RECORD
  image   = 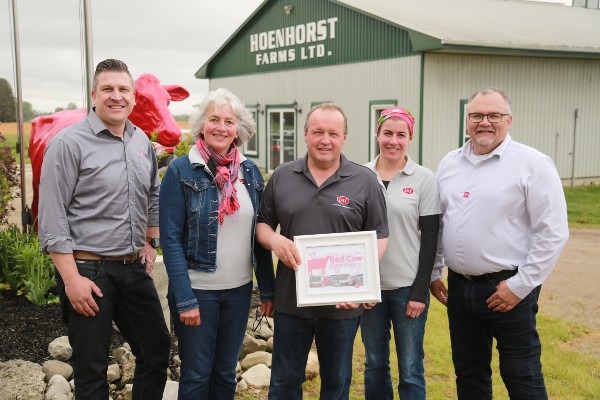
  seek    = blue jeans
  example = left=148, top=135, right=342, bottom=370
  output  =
left=268, top=312, right=359, bottom=400
left=447, top=271, right=547, bottom=400
left=56, top=260, right=170, bottom=400
left=360, top=287, right=428, bottom=400
left=169, top=281, right=252, bottom=400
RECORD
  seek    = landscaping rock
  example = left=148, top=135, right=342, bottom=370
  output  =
left=42, top=360, right=73, bottom=381
left=0, top=359, right=45, bottom=400
left=239, top=333, right=261, bottom=360
left=162, top=380, right=178, bottom=400
left=241, top=351, right=272, bottom=371
left=241, top=363, right=271, bottom=388
left=236, top=378, right=248, bottom=392
left=107, top=363, right=121, bottom=383
left=47, top=336, right=72, bottom=362
left=305, top=350, right=320, bottom=380
left=45, top=374, right=72, bottom=400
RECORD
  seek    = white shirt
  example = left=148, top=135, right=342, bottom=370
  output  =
left=365, top=155, right=440, bottom=290
left=432, top=135, right=569, bottom=299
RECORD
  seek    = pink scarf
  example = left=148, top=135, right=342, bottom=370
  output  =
left=196, top=138, right=240, bottom=224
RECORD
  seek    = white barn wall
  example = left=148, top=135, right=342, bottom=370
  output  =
left=210, top=56, right=422, bottom=169
left=422, top=53, right=600, bottom=179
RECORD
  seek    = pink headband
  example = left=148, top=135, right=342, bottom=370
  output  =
left=377, top=107, right=415, bottom=139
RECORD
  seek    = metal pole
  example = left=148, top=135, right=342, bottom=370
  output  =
left=82, top=0, right=94, bottom=112
left=570, top=109, right=578, bottom=188
left=9, top=0, right=28, bottom=232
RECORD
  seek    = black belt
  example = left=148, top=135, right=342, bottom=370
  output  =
left=449, top=268, right=518, bottom=283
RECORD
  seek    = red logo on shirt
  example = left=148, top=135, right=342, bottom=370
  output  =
left=337, top=196, right=350, bottom=205
left=403, top=187, right=414, bottom=195
left=463, top=192, right=470, bottom=198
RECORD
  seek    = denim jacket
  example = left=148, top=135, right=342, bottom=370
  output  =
left=159, top=148, right=275, bottom=313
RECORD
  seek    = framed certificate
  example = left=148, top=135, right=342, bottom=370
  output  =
left=294, top=231, right=381, bottom=307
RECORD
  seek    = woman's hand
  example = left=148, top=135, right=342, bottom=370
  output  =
left=179, top=307, right=201, bottom=326
left=405, top=300, right=426, bottom=318
left=260, top=300, right=274, bottom=317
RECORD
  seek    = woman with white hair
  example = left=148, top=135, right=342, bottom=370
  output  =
left=159, top=88, right=274, bottom=400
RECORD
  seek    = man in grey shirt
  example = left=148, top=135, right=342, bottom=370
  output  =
left=38, top=59, right=170, bottom=400
left=257, top=103, right=389, bottom=400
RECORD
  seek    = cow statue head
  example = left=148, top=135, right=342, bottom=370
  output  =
left=28, top=73, right=190, bottom=228
left=130, top=73, right=189, bottom=147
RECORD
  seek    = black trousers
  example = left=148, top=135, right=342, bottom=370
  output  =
left=56, top=259, right=171, bottom=400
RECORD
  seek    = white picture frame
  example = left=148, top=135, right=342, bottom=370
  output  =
left=294, top=231, right=381, bottom=307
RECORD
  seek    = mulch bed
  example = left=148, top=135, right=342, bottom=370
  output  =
left=0, top=288, right=125, bottom=364
left=0, top=287, right=262, bottom=367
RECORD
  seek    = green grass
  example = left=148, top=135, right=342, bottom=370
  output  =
left=236, top=298, right=600, bottom=400
left=564, top=185, right=600, bottom=227
left=1, top=132, right=30, bottom=165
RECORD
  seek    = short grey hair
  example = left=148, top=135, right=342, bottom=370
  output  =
left=467, top=87, right=512, bottom=115
left=189, top=88, right=255, bottom=147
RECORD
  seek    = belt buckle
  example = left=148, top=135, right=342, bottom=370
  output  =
left=461, top=273, right=473, bottom=281
left=123, top=253, right=137, bottom=264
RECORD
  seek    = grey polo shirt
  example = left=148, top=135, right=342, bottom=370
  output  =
left=38, top=110, right=159, bottom=256
left=364, top=155, right=440, bottom=290
left=258, top=154, right=389, bottom=319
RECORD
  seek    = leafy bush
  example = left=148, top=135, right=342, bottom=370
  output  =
left=0, top=225, right=56, bottom=305
left=17, top=242, right=57, bottom=304
left=0, top=225, right=26, bottom=288
left=0, top=132, right=21, bottom=225
left=174, top=131, right=193, bottom=157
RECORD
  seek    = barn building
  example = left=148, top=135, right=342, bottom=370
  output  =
left=196, top=0, right=600, bottom=181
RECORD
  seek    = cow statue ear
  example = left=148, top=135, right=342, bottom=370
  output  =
left=162, top=85, right=190, bottom=102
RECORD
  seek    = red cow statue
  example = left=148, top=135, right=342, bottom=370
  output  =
left=28, top=73, right=189, bottom=227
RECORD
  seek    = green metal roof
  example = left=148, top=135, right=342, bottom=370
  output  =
left=335, top=0, right=600, bottom=55
left=197, top=0, right=600, bottom=79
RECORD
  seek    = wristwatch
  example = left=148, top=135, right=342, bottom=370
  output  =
left=146, top=237, right=160, bottom=249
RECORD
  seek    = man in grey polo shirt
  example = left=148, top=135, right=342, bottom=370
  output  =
left=257, top=103, right=389, bottom=400
left=38, top=59, right=170, bottom=400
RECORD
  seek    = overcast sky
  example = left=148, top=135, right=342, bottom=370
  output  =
left=0, top=0, right=263, bottom=115
left=0, top=0, right=572, bottom=116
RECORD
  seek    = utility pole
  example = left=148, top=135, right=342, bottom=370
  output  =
left=82, top=0, right=94, bottom=112
left=9, top=0, right=30, bottom=232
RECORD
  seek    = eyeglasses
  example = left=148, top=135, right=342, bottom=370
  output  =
left=468, top=113, right=510, bottom=123
left=251, top=308, right=272, bottom=334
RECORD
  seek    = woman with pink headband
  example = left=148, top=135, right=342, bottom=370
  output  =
left=361, top=107, right=441, bottom=399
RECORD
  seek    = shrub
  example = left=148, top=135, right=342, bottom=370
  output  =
left=173, top=131, right=193, bottom=157
left=0, top=225, right=56, bottom=305
left=0, top=132, right=21, bottom=225
left=0, top=224, right=26, bottom=288
left=17, top=241, right=57, bottom=304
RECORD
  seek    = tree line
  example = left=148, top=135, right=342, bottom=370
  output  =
left=0, top=78, right=78, bottom=123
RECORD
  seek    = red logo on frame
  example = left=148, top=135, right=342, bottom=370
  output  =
left=403, top=187, right=414, bottom=195
left=337, top=196, right=350, bottom=205
left=463, top=192, right=470, bottom=198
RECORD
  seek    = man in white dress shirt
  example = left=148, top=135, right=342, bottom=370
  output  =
left=430, top=87, right=569, bottom=400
